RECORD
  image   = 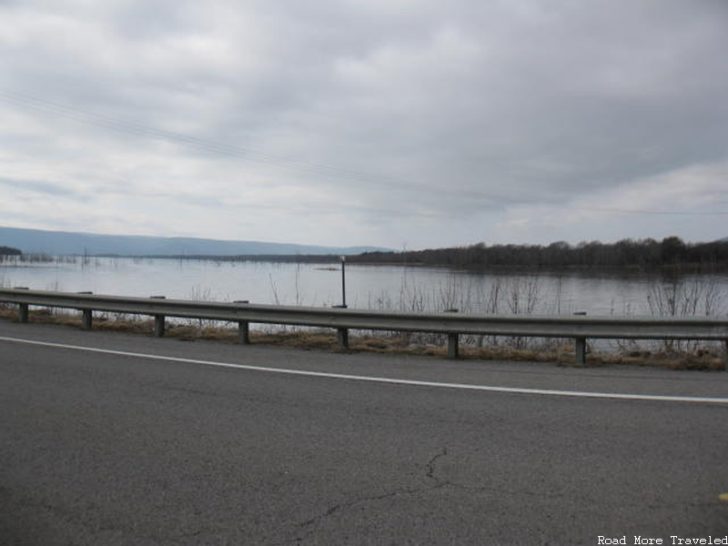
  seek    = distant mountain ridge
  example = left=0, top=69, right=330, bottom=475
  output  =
left=0, top=226, right=386, bottom=256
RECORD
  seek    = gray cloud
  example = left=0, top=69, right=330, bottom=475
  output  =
left=1, top=0, right=727, bottom=247
left=0, top=177, right=79, bottom=197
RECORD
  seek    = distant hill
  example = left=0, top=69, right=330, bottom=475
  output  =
left=0, top=226, right=386, bottom=256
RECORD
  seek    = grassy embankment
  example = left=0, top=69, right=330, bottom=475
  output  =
left=0, top=305, right=724, bottom=371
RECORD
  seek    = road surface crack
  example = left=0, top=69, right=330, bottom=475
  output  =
left=425, top=447, right=448, bottom=483
left=290, top=448, right=451, bottom=543
left=296, top=487, right=410, bottom=529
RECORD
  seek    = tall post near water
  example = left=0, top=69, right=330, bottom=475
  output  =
left=340, top=256, right=347, bottom=309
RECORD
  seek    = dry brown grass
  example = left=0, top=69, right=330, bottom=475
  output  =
left=588, top=348, right=725, bottom=371
left=0, top=306, right=724, bottom=370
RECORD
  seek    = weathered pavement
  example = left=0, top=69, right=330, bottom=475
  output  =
left=1, top=320, right=727, bottom=545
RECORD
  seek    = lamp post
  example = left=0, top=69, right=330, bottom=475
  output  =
left=340, top=255, right=347, bottom=308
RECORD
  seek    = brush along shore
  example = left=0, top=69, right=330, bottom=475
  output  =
left=0, top=306, right=725, bottom=371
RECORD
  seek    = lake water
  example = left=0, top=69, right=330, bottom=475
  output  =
left=1, top=256, right=726, bottom=318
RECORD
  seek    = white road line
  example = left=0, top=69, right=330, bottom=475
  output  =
left=1, top=335, right=727, bottom=405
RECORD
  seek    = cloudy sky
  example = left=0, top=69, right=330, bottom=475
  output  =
left=1, top=0, right=727, bottom=250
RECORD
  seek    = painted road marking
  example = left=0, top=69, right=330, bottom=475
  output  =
left=1, top=335, right=727, bottom=405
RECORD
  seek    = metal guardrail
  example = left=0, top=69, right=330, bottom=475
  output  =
left=1, top=288, right=727, bottom=366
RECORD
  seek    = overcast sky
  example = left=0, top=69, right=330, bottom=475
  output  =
left=1, top=0, right=727, bottom=250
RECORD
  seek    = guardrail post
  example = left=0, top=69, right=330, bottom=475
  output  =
left=77, top=292, right=93, bottom=330
left=154, top=315, right=165, bottom=337
left=18, top=303, right=29, bottom=323
left=447, top=333, right=459, bottom=359
left=238, top=321, right=250, bottom=344
left=573, top=312, right=587, bottom=366
left=337, top=328, right=349, bottom=350
left=13, top=287, right=29, bottom=323
left=575, top=337, right=587, bottom=365
left=233, top=301, right=250, bottom=344
left=444, top=308, right=460, bottom=359
left=331, top=304, right=349, bottom=349
left=150, top=296, right=166, bottom=337
left=82, top=309, right=93, bottom=330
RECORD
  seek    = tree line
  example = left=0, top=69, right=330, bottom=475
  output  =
left=0, top=245, right=22, bottom=256
left=346, top=237, right=728, bottom=271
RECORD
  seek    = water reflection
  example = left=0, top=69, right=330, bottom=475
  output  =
left=1, top=257, right=726, bottom=317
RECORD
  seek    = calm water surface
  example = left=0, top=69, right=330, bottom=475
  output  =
left=1, top=257, right=727, bottom=317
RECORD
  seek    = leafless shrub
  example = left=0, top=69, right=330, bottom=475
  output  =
left=645, top=276, right=726, bottom=352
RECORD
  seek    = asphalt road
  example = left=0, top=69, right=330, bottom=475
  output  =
left=1, top=319, right=727, bottom=545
